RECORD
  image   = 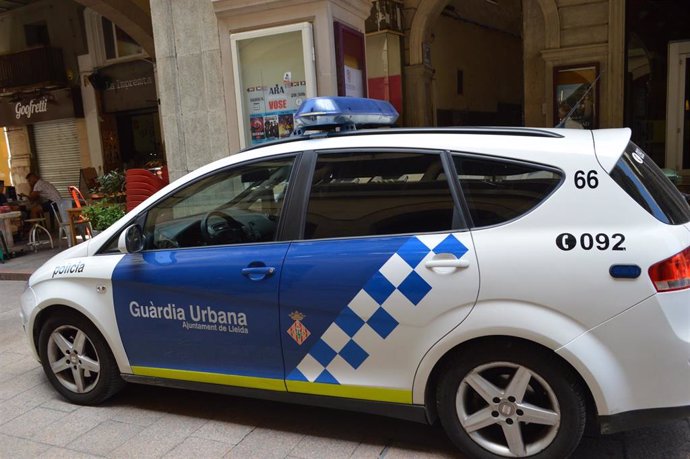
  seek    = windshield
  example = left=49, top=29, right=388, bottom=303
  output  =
left=610, top=142, right=690, bottom=225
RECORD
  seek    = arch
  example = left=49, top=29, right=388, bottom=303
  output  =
left=407, top=0, right=449, bottom=66
left=407, top=0, right=560, bottom=66
left=535, top=0, right=560, bottom=49
left=74, top=0, right=155, bottom=57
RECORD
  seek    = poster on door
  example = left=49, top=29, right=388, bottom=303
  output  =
left=246, top=79, right=306, bottom=145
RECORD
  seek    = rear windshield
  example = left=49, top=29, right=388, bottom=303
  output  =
left=609, top=142, right=690, bottom=225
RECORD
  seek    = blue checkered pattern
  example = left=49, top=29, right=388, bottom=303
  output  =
left=288, top=234, right=468, bottom=384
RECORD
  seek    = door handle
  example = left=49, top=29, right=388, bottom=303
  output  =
left=241, top=266, right=276, bottom=281
left=424, top=258, right=469, bottom=269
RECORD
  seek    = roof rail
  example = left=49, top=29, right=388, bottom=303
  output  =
left=355, top=127, right=564, bottom=138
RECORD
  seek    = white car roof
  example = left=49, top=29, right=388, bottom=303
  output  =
left=184, top=127, right=632, bottom=184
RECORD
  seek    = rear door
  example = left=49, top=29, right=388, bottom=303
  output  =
left=279, top=149, right=480, bottom=403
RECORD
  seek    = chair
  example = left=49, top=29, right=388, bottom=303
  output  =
left=24, top=211, right=53, bottom=252
left=51, top=200, right=92, bottom=248
left=68, top=185, right=88, bottom=208
left=125, top=168, right=168, bottom=212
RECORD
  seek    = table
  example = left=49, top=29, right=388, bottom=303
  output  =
left=0, top=211, right=22, bottom=248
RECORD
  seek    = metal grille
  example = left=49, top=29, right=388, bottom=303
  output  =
left=33, top=119, right=81, bottom=198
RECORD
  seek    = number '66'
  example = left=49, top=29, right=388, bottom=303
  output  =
left=574, top=170, right=599, bottom=189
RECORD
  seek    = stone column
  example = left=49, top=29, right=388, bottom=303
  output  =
left=403, top=63, right=434, bottom=126
left=5, top=127, right=32, bottom=195
left=150, top=0, right=229, bottom=180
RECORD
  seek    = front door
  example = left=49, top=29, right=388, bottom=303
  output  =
left=112, top=156, right=296, bottom=390
left=279, top=150, right=480, bottom=403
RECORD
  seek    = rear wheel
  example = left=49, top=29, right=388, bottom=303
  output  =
left=436, top=342, right=586, bottom=458
left=38, top=312, right=124, bottom=405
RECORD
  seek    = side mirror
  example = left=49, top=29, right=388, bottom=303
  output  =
left=118, top=225, right=144, bottom=254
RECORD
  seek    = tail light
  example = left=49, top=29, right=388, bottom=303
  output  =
left=648, top=247, right=690, bottom=292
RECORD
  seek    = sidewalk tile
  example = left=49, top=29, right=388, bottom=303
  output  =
left=193, top=418, right=256, bottom=445
left=38, top=446, right=104, bottom=458
left=226, top=427, right=304, bottom=459
left=164, top=436, right=233, bottom=458
left=1, top=406, right=66, bottom=439
left=33, top=406, right=114, bottom=447
left=0, top=433, right=51, bottom=458
left=69, top=420, right=141, bottom=456
left=109, top=412, right=207, bottom=458
left=0, top=382, right=53, bottom=425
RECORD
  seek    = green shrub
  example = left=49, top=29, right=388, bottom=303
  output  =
left=81, top=201, right=125, bottom=231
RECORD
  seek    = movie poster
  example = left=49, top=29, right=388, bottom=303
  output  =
left=245, top=79, right=306, bottom=145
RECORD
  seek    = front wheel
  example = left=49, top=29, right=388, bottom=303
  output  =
left=38, top=312, right=124, bottom=405
left=436, top=342, right=586, bottom=458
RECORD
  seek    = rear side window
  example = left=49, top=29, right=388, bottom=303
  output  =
left=304, top=151, right=456, bottom=239
left=452, top=155, right=563, bottom=228
left=610, top=142, right=690, bottom=225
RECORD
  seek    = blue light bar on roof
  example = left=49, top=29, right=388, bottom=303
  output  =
left=293, top=97, right=399, bottom=133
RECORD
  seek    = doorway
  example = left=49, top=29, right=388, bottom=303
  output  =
left=431, top=0, right=523, bottom=127
left=666, top=41, right=690, bottom=183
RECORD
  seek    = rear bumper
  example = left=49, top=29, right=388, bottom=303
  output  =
left=557, top=290, right=690, bottom=420
left=599, top=405, right=690, bottom=434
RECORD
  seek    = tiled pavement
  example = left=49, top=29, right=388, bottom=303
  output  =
left=0, top=245, right=61, bottom=281
left=0, top=280, right=689, bottom=458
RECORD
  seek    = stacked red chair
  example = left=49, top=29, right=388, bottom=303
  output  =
left=125, top=168, right=169, bottom=212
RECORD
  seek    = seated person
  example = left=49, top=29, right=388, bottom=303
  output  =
left=25, top=172, right=61, bottom=220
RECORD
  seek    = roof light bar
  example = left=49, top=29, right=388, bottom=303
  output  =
left=293, top=97, right=399, bottom=135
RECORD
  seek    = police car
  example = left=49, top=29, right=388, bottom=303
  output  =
left=20, top=97, right=690, bottom=458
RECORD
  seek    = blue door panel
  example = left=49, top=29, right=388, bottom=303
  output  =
left=112, top=244, right=289, bottom=379
left=279, top=236, right=409, bottom=375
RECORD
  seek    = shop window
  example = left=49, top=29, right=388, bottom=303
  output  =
left=231, top=23, right=317, bottom=148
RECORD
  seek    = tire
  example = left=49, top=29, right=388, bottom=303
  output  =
left=436, top=341, right=586, bottom=459
left=38, top=312, right=125, bottom=405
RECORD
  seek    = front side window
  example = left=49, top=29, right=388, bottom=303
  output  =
left=453, top=155, right=563, bottom=228
left=304, top=151, right=456, bottom=239
left=142, top=158, right=295, bottom=249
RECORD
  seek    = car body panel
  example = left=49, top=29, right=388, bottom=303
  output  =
left=280, top=232, right=479, bottom=403
left=111, top=243, right=291, bottom=388
left=20, top=126, right=690, bottom=435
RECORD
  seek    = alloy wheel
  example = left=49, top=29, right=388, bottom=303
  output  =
left=456, top=361, right=561, bottom=457
left=46, top=325, right=101, bottom=394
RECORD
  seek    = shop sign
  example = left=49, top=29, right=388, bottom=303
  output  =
left=0, top=88, right=80, bottom=127
left=99, top=60, right=157, bottom=113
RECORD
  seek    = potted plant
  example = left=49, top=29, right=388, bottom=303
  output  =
left=92, top=169, right=126, bottom=202
left=81, top=200, right=125, bottom=233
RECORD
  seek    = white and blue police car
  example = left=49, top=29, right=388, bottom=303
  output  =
left=20, top=97, right=690, bottom=458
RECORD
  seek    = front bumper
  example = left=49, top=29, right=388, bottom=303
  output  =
left=19, top=286, right=40, bottom=361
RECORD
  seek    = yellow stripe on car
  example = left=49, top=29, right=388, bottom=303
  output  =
left=131, top=366, right=412, bottom=403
